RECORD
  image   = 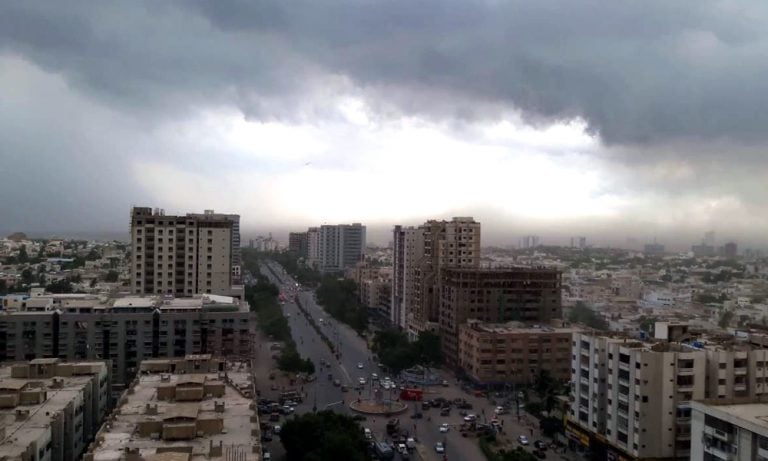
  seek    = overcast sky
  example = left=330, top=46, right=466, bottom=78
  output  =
left=2, top=1, right=768, bottom=249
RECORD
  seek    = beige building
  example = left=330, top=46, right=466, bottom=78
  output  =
left=458, top=320, right=575, bottom=385
left=0, top=292, right=255, bottom=389
left=568, top=326, right=768, bottom=461
left=84, top=355, right=261, bottom=461
left=439, top=267, right=562, bottom=368
left=393, top=217, right=481, bottom=339
left=690, top=397, right=768, bottom=461
left=131, top=207, right=242, bottom=299
left=0, top=359, right=111, bottom=461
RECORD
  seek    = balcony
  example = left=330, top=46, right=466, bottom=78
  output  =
left=734, top=367, right=748, bottom=376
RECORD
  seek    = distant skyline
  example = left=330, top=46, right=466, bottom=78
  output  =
left=2, top=2, right=768, bottom=248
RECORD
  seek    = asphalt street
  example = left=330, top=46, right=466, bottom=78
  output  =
left=258, top=261, right=574, bottom=461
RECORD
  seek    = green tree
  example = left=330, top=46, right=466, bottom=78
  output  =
left=719, top=310, right=734, bottom=328
left=21, top=268, right=33, bottom=286
left=280, top=411, right=368, bottom=461
left=568, top=302, right=609, bottom=330
left=539, top=416, right=564, bottom=437
left=533, top=370, right=562, bottom=413
left=105, top=270, right=120, bottom=282
left=18, top=245, right=29, bottom=263
left=412, top=331, right=443, bottom=366
left=85, top=248, right=100, bottom=261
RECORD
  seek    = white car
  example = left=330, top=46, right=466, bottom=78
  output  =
left=357, top=362, right=364, bottom=369
left=273, top=425, right=281, bottom=435
left=358, top=377, right=367, bottom=385
left=463, top=414, right=477, bottom=422
left=518, top=435, right=529, bottom=445
left=364, top=428, right=372, bottom=440
left=439, top=423, right=450, bottom=433
left=434, top=442, right=445, bottom=454
left=371, top=373, right=379, bottom=380
left=382, top=382, right=391, bottom=390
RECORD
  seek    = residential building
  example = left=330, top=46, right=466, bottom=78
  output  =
left=411, top=217, right=481, bottom=338
left=315, top=224, right=366, bottom=272
left=520, top=235, right=540, bottom=249
left=84, top=355, right=261, bottom=461
left=391, top=225, right=425, bottom=332
left=458, top=320, right=575, bottom=386
left=130, top=207, right=243, bottom=298
left=439, top=267, right=562, bottom=368
left=567, top=327, right=768, bottom=460
left=643, top=242, right=665, bottom=255
left=571, top=237, right=587, bottom=249
left=0, top=359, right=111, bottom=461
left=0, top=291, right=254, bottom=389
left=724, top=242, right=738, bottom=260
left=307, top=227, right=320, bottom=267
left=690, top=397, right=768, bottom=461
left=288, top=232, right=309, bottom=258
left=187, top=210, right=242, bottom=285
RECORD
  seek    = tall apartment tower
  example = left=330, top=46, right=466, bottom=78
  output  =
left=188, top=210, right=241, bottom=284
left=391, top=226, right=425, bottom=332
left=410, top=217, right=481, bottom=338
left=288, top=231, right=309, bottom=258
left=307, top=227, right=320, bottom=267
left=568, top=329, right=768, bottom=461
left=130, top=207, right=240, bottom=297
left=315, top=223, right=366, bottom=272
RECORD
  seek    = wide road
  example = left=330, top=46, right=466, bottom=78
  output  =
left=261, top=261, right=575, bottom=461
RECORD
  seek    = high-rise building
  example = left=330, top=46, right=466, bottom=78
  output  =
left=391, top=225, right=426, bottom=332
left=643, top=242, right=666, bottom=255
left=0, top=359, right=111, bottom=461
left=571, top=236, right=587, bottom=248
left=439, top=267, right=562, bottom=367
left=410, top=217, right=481, bottom=338
left=567, top=327, right=768, bottom=460
left=315, top=223, right=366, bottom=272
left=288, top=231, right=309, bottom=258
left=307, top=227, right=320, bottom=267
left=187, top=210, right=242, bottom=284
left=131, top=207, right=242, bottom=298
left=520, top=235, right=540, bottom=249
left=723, top=241, right=738, bottom=259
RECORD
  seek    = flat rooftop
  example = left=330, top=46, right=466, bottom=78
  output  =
left=90, top=362, right=259, bottom=461
left=692, top=397, right=768, bottom=438
left=464, top=321, right=577, bottom=335
left=0, top=363, right=105, bottom=459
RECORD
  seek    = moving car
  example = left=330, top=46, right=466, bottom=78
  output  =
left=518, top=435, right=530, bottom=445
left=358, top=377, right=367, bottom=385
left=357, top=362, right=364, bottom=369
left=273, top=425, right=281, bottom=435
left=439, top=423, right=450, bottom=433
left=463, top=414, right=477, bottom=422
left=434, top=442, right=445, bottom=454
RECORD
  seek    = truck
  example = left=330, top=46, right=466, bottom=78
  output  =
left=373, top=441, right=394, bottom=460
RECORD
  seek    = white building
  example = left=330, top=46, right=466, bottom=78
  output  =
left=315, top=223, right=366, bottom=272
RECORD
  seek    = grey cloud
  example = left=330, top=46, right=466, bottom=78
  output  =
left=2, top=1, right=768, bottom=144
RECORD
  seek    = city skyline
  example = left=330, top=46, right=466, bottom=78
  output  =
left=3, top=2, right=768, bottom=247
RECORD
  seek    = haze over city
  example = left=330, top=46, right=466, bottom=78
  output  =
left=2, top=1, right=768, bottom=249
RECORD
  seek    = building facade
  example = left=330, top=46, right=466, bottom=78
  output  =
left=288, top=231, right=309, bottom=258
left=315, top=223, right=366, bottom=272
left=130, top=207, right=242, bottom=298
left=690, top=397, right=768, bottom=461
left=391, top=225, right=426, bottom=333
left=0, top=359, right=111, bottom=461
left=458, top=320, right=574, bottom=386
left=0, top=293, right=255, bottom=389
left=568, top=329, right=768, bottom=460
left=439, top=267, right=562, bottom=368
left=411, top=217, right=481, bottom=338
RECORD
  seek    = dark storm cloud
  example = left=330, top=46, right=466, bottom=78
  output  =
left=2, top=1, right=768, bottom=144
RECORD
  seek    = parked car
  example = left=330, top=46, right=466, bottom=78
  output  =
left=439, top=423, right=450, bottom=433
left=434, top=442, right=445, bottom=454
left=463, top=414, right=477, bottom=422
left=273, top=425, right=281, bottom=435
left=440, top=407, right=450, bottom=416
left=534, top=440, right=547, bottom=450
left=518, top=435, right=530, bottom=445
